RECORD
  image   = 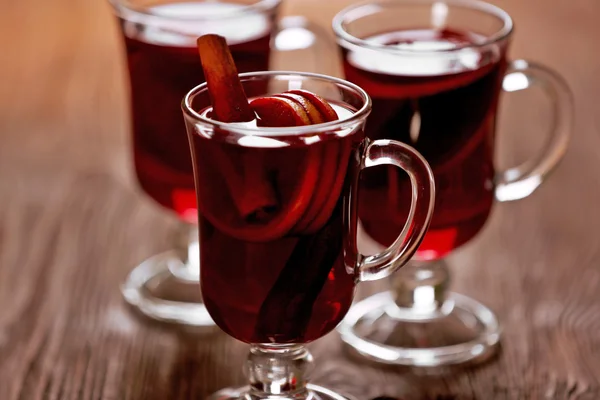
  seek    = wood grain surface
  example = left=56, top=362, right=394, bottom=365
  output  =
left=1, top=0, right=600, bottom=398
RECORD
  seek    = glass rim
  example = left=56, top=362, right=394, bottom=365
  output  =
left=332, top=0, right=514, bottom=55
left=182, top=71, right=372, bottom=137
left=109, top=0, right=281, bottom=21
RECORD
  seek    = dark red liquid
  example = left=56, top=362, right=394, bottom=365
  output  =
left=118, top=2, right=274, bottom=221
left=341, top=29, right=507, bottom=259
left=189, top=105, right=362, bottom=344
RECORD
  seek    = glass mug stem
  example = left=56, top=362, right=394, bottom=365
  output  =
left=169, top=222, right=201, bottom=282
left=245, top=345, right=313, bottom=399
left=390, top=259, right=453, bottom=320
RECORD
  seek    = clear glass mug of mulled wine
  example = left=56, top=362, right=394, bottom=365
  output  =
left=333, top=0, right=573, bottom=366
left=182, top=69, right=435, bottom=400
left=110, top=0, right=334, bottom=326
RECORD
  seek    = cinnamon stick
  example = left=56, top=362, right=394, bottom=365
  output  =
left=196, top=34, right=278, bottom=224
left=197, top=34, right=255, bottom=123
left=205, top=146, right=279, bottom=223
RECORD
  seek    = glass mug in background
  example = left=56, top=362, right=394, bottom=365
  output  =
left=182, top=72, right=434, bottom=400
left=109, top=0, right=331, bottom=326
left=334, top=0, right=573, bottom=366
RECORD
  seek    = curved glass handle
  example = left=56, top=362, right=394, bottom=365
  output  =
left=358, top=140, right=436, bottom=282
left=270, top=15, right=337, bottom=73
left=495, top=60, right=574, bottom=202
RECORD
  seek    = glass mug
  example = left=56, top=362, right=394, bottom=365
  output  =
left=110, top=0, right=333, bottom=326
left=334, top=0, right=573, bottom=366
left=182, top=72, right=435, bottom=400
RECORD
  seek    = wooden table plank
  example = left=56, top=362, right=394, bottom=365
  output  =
left=1, top=0, right=599, bottom=399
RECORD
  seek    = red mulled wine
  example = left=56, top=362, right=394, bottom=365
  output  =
left=189, top=104, right=363, bottom=344
left=117, top=2, right=274, bottom=221
left=341, top=28, right=507, bottom=259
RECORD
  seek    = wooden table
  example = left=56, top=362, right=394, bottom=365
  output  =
left=1, top=0, right=599, bottom=398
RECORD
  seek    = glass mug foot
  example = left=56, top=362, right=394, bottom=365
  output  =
left=207, top=345, right=357, bottom=400
left=209, top=384, right=355, bottom=400
left=121, top=250, right=215, bottom=327
left=338, top=260, right=500, bottom=367
left=339, top=291, right=500, bottom=367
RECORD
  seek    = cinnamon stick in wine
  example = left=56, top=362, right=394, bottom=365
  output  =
left=197, top=34, right=278, bottom=222
left=197, top=35, right=255, bottom=123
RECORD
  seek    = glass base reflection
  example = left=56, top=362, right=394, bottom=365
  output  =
left=121, top=250, right=215, bottom=327
left=338, top=291, right=501, bottom=367
left=209, top=384, right=355, bottom=400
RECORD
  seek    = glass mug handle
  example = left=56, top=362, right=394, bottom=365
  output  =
left=495, top=60, right=574, bottom=202
left=271, top=16, right=337, bottom=74
left=357, top=140, right=436, bottom=282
